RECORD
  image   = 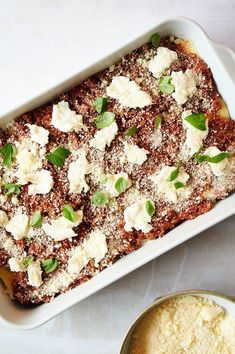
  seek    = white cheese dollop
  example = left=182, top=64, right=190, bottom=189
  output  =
left=203, top=146, right=229, bottom=176
left=42, top=210, right=83, bottom=241
left=15, top=140, right=42, bottom=184
left=67, top=246, right=89, bottom=275
left=106, top=76, right=152, bottom=108
left=124, top=142, right=148, bottom=165
left=5, top=212, right=29, bottom=240
left=8, top=257, right=26, bottom=272
left=171, top=69, right=197, bottom=105
left=149, top=166, right=189, bottom=203
left=68, top=151, right=91, bottom=194
left=27, top=261, right=42, bottom=288
left=26, top=124, right=49, bottom=147
left=124, top=199, right=154, bottom=233
left=83, top=230, right=108, bottom=264
left=52, top=100, right=87, bottom=133
left=182, top=110, right=208, bottom=156
left=104, top=172, right=132, bottom=197
left=28, top=169, right=54, bottom=195
left=148, top=47, right=178, bottom=78
left=68, top=229, right=108, bottom=274
left=0, top=210, right=8, bottom=226
left=89, top=121, right=118, bottom=151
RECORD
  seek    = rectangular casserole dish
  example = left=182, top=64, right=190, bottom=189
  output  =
left=0, top=16, right=234, bottom=329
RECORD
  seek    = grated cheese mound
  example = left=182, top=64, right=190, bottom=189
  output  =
left=106, top=76, right=152, bottom=108
left=89, top=122, right=118, bottom=151
left=204, top=146, right=229, bottom=176
left=27, top=261, right=42, bottom=288
left=26, top=124, right=49, bottom=147
left=103, top=172, right=132, bottom=197
left=5, top=212, right=29, bottom=240
left=130, top=295, right=235, bottom=354
left=68, top=150, right=91, bottom=193
left=8, top=257, right=26, bottom=272
left=124, top=142, right=148, bottom=165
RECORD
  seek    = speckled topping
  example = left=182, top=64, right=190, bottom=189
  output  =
left=0, top=36, right=234, bottom=304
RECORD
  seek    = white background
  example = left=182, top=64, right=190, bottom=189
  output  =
left=0, top=0, right=235, bottom=353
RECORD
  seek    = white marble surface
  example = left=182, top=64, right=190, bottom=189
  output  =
left=0, top=0, right=235, bottom=353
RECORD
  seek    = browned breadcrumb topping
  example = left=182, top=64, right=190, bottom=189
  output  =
left=0, top=36, right=234, bottom=305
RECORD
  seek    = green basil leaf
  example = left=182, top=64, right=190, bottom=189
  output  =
left=146, top=200, right=155, bottom=217
left=208, top=152, right=229, bottom=163
left=174, top=181, right=185, bottom=189
left=63, top=204, right=76, bottom=222
left=42, top=258, right=58, bottom=274
left=184, top=113, right=207, bottom=131
left=0, top=143, right=17, bottom=168
left=95, top=112, right=115, bottom=129
left=46, top=147, right=71, bottom=167
left=155, top=115, right=162, bottom=129
left=126, top=125, right=138, bottom=137
left=94, top=97, right=108, bottom=114
left=196, top=152, right=229, bottom=164
left=100, top=175, right=108, bottom=184
left=151, top=33, right=161, bottom=48
left=91, top=191, right=108, bottom=206
left=30, top=211, right=42, bottom=228
left=4, top=183, right=22, bottom=195
left=158, top=76, right=175, bottom=94
left=115, top=177, right=128, bottom=194
left=23, top=256, right=34, bottom=267
left=169, top=168, right=179, bottom=182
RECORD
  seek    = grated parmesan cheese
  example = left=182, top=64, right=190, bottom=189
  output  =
left=52, top=100, right=87, bottom=133
left=89, top=122, right=118, bottom=151
left=106, top=76, right=152, bottom=108
left=171, top=69, right=198, bottom=105
left=148, top=46, right=178, bottom=78
left=124, top=142, right=148, bottom=165
left=124, top=199, right=154, bottom=233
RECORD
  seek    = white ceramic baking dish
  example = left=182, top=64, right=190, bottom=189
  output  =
left=0, top=17, right=234, bottom=329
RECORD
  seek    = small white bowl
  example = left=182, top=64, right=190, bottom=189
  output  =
left=120, top=289, right=235, bottom=353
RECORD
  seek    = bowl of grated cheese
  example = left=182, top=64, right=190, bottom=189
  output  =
left=120, top=290, right=235, bottom=354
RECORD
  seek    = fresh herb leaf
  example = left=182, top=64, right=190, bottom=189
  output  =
left=184, top=113, right=207, bottom=131
left=145, top=200, right=155, bottom=217
left=23, top=256, right=34, bottom=267
left=158, top=76, right=175, bottom=94
left=91, top=191, right=108, bottom=206
left=151, top=33, right=161, bottom=48
left=4, top=183, right=22, bottom=195
left=169, top=168, right=179, bottom=182
left=174, top=181, right=185, bottom=189
left=126, top=125, right=138, bottom=137
left=63, top=204, right=76, bottom=222
left=115, top=177, right=128, bottom=194
left=100, top=175, right=108, bottom=184
left=46, top=147, right=71, bottom=167
left=155, top=115, right=162, bottom=129
left=196, top=152, right=229, bottom=164
left=30, top=211, right=42, bottom=228
left=42, top=258, right=58, bottom=274
left=0, top=143, right=17, bottom=168
left=94, top=97, right=108, bottom=114
left=95, top=112, right=115, bottom=129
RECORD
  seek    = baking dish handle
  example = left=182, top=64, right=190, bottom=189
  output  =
left=212, top=43, right=235, bottom=81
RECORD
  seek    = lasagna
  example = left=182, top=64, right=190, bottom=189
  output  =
left=0, top=35, right=234, bottom=304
